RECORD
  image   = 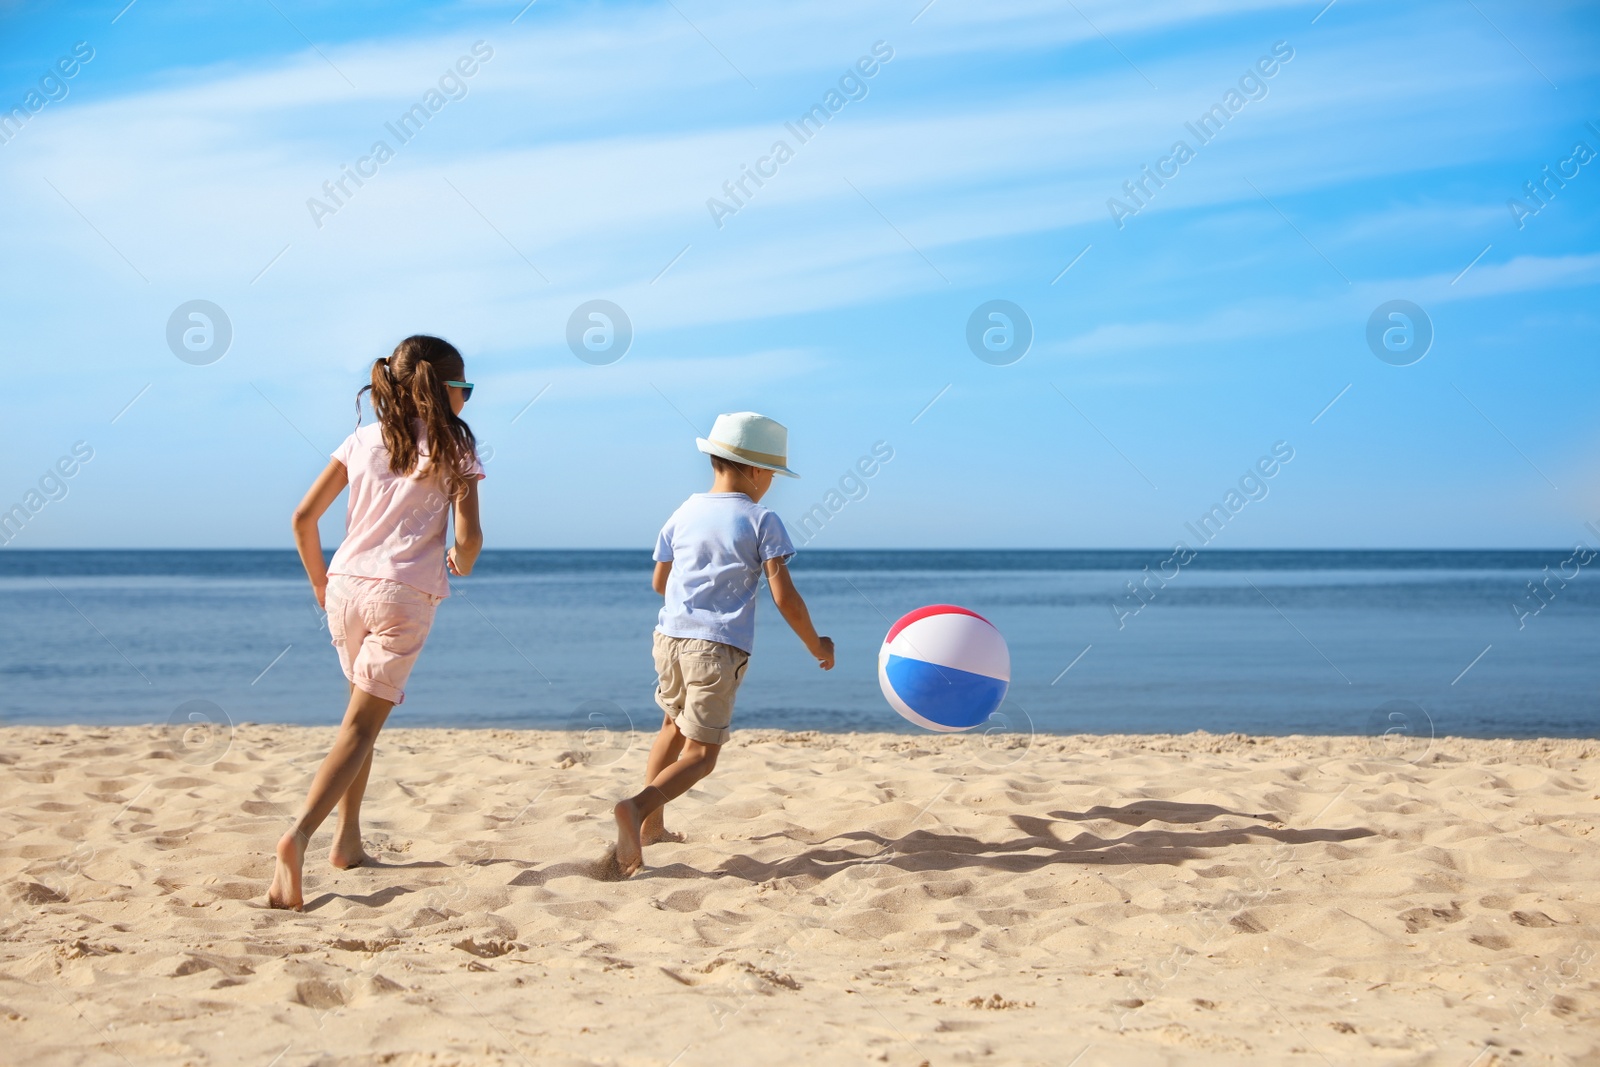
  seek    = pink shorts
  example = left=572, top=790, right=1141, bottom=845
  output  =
left=325, top=575, right=441, bottom=705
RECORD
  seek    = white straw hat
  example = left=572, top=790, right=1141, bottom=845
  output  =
left=696, top=412, right=799, bottom=478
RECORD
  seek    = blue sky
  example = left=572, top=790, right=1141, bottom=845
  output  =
left=0, top=0, right=1596, bottom=549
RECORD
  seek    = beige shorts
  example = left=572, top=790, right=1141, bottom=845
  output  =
left=326, top=574, right=441, bottom=705
left=652, top=632, right=750, bottom=746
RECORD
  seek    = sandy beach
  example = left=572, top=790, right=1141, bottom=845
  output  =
left=1, top=724, right=1595, bottom=1065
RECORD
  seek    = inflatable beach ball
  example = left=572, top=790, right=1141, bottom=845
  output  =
left=878, top=605, right=1010, bottom=732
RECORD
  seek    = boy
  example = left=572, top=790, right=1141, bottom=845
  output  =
left=614, top=412, right=834, bottom=876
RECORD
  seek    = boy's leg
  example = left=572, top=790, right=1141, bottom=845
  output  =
left=642, top=738, right=721, bottom=802
left=614, top=738, right=720, bottom=875
left=640, top=712, right=686, bottom=844
left=269, top=687, right=394, bottom=909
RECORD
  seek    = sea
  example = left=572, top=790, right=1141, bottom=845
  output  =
left=0, top=550, right=1594, bottom=740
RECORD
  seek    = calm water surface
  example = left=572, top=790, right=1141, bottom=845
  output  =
left=0, top=550, right=1594, bottom=739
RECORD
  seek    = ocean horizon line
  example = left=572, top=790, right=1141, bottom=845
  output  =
left=0, top=546, right=1583, bottom=578
left=0, top=546, right=1582, bottom=555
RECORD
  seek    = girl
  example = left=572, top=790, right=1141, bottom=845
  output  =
left=268, top=335, right=484, bottom=910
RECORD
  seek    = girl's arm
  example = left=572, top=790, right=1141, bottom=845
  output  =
left=447, top=479, right=483, bottom=577
left=292, top=460, right=349, bottom=608
left=652, top=560, right=672, bottom=595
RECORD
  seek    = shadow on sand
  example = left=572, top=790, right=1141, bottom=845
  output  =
left=707, top=801, right=1373, bottom=883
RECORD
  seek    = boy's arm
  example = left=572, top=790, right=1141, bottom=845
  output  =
left=292, top=460, right=349, bottom=608
left=764, top=557, right=834, bottom=669
left=652, top=560, right=672, bottom=595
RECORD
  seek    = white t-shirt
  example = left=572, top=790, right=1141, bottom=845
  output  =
left=653, top=492, right=796, bottom=653
left=326, top=422, right=484, bottom=598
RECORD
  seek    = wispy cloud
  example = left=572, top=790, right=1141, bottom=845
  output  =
left=1053, top=253, right=1600, bottom=358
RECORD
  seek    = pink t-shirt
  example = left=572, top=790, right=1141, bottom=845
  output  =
left=326, top=422, right=484, bottom=598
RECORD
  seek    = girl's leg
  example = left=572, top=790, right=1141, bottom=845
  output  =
left=615, top=739, right=720, bottom=875
left=269, top=687, right=394, bottom=909
left=331, top=682, right=374, bottom=870
left=331, top=747, right=375, bottom=869
left=640, top=713, right=686, bottom=844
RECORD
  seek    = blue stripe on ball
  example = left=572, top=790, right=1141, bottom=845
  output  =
left=883, top=654, right=1008, bottom=730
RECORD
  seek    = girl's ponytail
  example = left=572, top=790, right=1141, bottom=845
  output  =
left=357, top=336, right=477, bottom=502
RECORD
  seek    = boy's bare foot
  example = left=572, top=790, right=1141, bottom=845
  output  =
left=268, top=830, right=306, bottom=910
left=330, top=829, right=369, bottom=870
left=613, top=799, right=645, bottom=876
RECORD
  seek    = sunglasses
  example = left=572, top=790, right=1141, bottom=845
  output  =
left=445, top=380, right=474, bottom=402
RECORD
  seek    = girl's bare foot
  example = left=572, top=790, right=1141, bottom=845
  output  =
left=330, top=829, right=369, bottom=870
left=639, top=817, right=684, bottom=846
left=613, top=799, right=645, bottom=876
left=268, top=831, right=306, bottom=910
